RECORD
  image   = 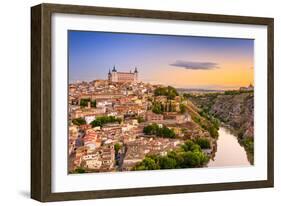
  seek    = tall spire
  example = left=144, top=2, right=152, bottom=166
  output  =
left=112, top=65, right=117, bottom=72
left=134, top=67, right=138, bottom=73
left=108, top=69, right=111, bottom=75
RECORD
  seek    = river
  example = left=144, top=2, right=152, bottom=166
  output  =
left=207, top=127, right=251, bottom=167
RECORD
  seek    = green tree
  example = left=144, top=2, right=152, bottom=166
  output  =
left=72, top=117, right=86, bottom=126
left=168, top=101, right=172, bottom=112
left=194, top=138, right=211, bottom=149
left=80, top=98, right=91, bottom=107
left=159, top=156, right=177, bottom=169
left=154, top=86, right=179, bottom=100
left=74, top=167, right=85, bottom=173
left=180, top=104, right=186, bottom=114
left=90, top=116, right=122, bottom=127
left=91, top=99, right=97, bottom=108
left=137, top=116, right=145, bottom=123
left=114, top=143, right=121, bottom=155
left=143, top=124, right=175, bottom=138
left=152, top=102, right=163, bottom=114
left=209, top=125, right=219, bottom=138
left=134, top=157, right=160, bottom=170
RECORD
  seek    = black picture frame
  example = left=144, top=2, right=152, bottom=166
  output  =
left=31, top=3, right=274, bottom=202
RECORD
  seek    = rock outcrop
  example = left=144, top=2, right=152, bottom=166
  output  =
left=210, top=93, right=254, bottom=139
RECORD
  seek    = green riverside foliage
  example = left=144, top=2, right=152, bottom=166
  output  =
left=239, top=137, right=254, bottom=156
left=154, top=86, right=179, bottom=100
left=90, top=116, right=122, bottom=127
left=198, top=110, right=220, bottom=130
left=72, top=117, right=86, bottom=126
left=132, top=140, right=209, bottom=171
left=143, top=123, right=176, bottom=138
left=193, top=138, right=211, bottom=149
left=193, top=111, right=219, bottom=139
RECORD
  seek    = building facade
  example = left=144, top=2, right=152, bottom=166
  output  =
left=108, top=66, right=138, bottom=83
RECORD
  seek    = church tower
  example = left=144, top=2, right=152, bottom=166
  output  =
left=134, top=67, right=138, bottom=82
left=108, top=69, right=112, bottom=81
left=111, top=65, right=118, bottom=82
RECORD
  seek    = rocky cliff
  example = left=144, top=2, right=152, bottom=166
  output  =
left=188, top=91, right=254, bottom=163
left=210, top=93, right=254, bottom=139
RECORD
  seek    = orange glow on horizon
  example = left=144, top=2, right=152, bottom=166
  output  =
left=148, top=62, right=254, bottom=89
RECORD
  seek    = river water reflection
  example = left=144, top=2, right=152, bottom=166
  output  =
left=208, top=127, right=251, bottom=167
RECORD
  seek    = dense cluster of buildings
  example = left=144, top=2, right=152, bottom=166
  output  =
left=239, top=83, right=254, bottom=92
left=68, top=67, right=209, bottom=173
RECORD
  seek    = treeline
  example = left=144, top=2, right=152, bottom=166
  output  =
left=90, top=116, right=122, bottom=127
left=183, top=92, right=220, bottom=99
left=154, top=86, right=179, bottom=100
left=132, top=140, right=209, bottom=170
left=143, top=123, right=176, bottom=138
left=152, top=101, right=174, bottom=114
left=224, top=90, right=253, bottom=95
left=152, top=101, right=186, bottom=114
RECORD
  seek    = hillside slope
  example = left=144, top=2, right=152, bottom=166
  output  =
left=188, top=92, right=254, bottom=163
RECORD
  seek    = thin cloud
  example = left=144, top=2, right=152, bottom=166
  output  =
left=170, top=60, right=220, bottom=70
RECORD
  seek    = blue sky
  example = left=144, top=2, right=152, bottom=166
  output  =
left=68, top=30, right=254, bottom=89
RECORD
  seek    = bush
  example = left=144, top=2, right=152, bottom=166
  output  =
left=154, top=86, right=179, bottom=100
left=74, top=167, right=85, bottom=173
left=152, top=102, right=163, bottom=114
left=194, top=138, right=211, bottom=149
left=159, top=156, right=177, bottom=169
left=180, top=104, right=186, bottom=114
left=90, top=116, right=122, bottom=127
left=143, top=123, right=176, bottom=138
left=133, top=157, right=160, bottom=170
left=72, top=117, right=86, bottom=126
left=114, top=143, right=121, bottom=155
left=80, top=98, right=96, bottom=108
left=133, top=140, right=209, bottom=171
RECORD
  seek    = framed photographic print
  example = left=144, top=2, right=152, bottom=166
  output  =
left=31, top=3, right=274, bottom=202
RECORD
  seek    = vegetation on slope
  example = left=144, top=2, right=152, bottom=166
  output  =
left=154, top=86, right=179, bottom=100
left=186, top=91, right=254, bottom=164
left=183, top=99, right=219, bottom=138
left=132, top=140, right=209, bottom=171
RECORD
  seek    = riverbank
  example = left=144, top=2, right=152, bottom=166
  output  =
left=208, top=127, right=251, bottom=167
left=218, top=123, right=254, bottom=165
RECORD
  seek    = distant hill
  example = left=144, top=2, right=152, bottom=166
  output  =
left=176, top=88, right=224, bottom=94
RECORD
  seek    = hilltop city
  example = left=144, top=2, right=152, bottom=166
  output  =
left=68, top=66, right=254, bottom=173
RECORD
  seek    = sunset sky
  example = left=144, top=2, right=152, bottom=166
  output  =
left=68, top=30, right=254, bottom=90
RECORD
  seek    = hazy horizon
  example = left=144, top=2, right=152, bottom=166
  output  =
left=68, top=30, right=254, bottom=90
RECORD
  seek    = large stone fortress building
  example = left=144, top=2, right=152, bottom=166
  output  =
left=108, top=66, right=138, bottom=83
